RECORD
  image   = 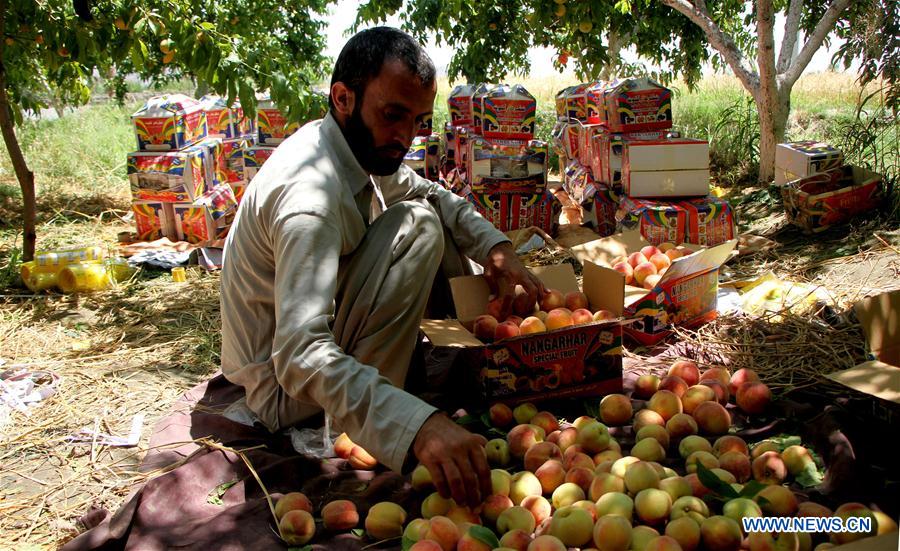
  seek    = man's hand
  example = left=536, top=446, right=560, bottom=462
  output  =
left=412, top=414, right=492, bottom=509
left=483, top=241, right=546, bottom=320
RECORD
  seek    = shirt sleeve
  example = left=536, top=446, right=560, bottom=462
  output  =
left=385, top=168, right=511, bottom=266
left=270, top=209, right=437, bottom=473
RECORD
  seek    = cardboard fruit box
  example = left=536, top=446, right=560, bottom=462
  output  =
left=420, top=263, right=624, bottom=404
left=448, top=83, right=477, bottom=128
left=404, top=133, right=441, bottom=181
left=565, top=82, right=589, bottom=123
left=127, top=144, right=213, bottom=203
left=603, top=78, right=673, bottom=133
left=132, top=94, right=208, bottom=152
left=593, top=128, right=671, bottom=187
left=482, top=84, right=537, bottom=144
left=465, top=188, right=561, bottom=235
left=256, top=95, right=300, bottom=145
left=172, top=184, right=238, bottom=243
left=780, top=165, right=883, bottom=233
left=775, top=141, right=843, bottom=186
left=617, top=195, right=736, bottom=247
left=199, top=94, right=255, bottom=139
left=621, top=138, right=710, bottom=198
left=242, top=145, right=277, bottom=182
left=220, top=136, right=256, bottom=185
left=569, top=230, right=737, bottom=345
left=467, top=138, right=548, bottom=194
left=470, top=83, right=491, bottom=136
left=132, top=201, right=177, bottom=241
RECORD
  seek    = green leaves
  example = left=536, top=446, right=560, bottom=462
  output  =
left=206, top=480, right=238, bottom=505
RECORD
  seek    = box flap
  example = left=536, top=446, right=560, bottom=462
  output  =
left=449, top=275, right=492, bottom=325
left=624, top=285, right=651, bottom=308
left=420, top=319, right=483, bottom=348
left=569, top=230, right=649, bottom=267
left=531, top=263, right=580, bottom=294
left=658, top=239, right=737, bottom=285
left=582, top=260, right=624, bottom=316
left=854, top=289, right=900, bottom=366
left=826, top=361, right=900, bottom=403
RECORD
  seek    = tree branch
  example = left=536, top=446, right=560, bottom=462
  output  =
left=777, top=0, right=803, bottom=73
left=783, top=0, right=853, bottom=86
left=660, top=0, right=760, bottom=96
left=757, top=0, right=778, bottom=95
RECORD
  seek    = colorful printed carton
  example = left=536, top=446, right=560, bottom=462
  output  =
left=470, top=83, right=490, bottom=136
left=232, top=183, right=247, bottom=205
left=132, top=201, right=177, bottom=241
left=482, top=84, right=537, bottom=143
left=585, top=80, right=609, bottom=123
left=220, top=136, right=256, bottom=184
left=256, top=95, right=300, bottom=145
left=775, top=141, right=844, bottom=185
left=467, top=137, right=548, bottom=194
left=569, top=230, right=737, bottom=346
left=603, top=78, right=673, bottom=133
left=199, top=95, right=255, bottom=139
left=194, top=137, right=226, bottom=191
left=565, top=82, right=589, bottom=122
left=421, top=263, right=624, bottom=403
left=172, top=184, right=238, bottom=243
left=127, top=144, right=211, bottom=203
left=594, top=128, right=670, bottom=187
left=466, top=188, right=561, bottom=235
left=448, top=83, right=477, bottom=128
left=780, top=165, right=883, bottom=233
left=621, top=138, right=710, bottom=198
left=404, top=133, right=441, bottom=181
left=132, top=94, right=207, bottom=151
left=616, top=195, right=736, bottom=246
left=242, top=146, right=277, bottom=181
left=417, top=113, right=433, bottom=137
left=582, top=184, right=621, bottom=237
left=555, top=86, right=573, bottom=121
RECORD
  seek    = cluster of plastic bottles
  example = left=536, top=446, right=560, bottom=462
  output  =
left=20, top=246, right=134, bottom=293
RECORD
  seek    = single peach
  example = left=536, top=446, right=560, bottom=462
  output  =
left=599, top=393, right=633, bottom=426
left=530, top=411, right=560, bottom=435
left=593, top=309, right=617, bottom=321
left=659, top=375, right=689, bottom=397
left=280, top=509, right=315, bottom=545
left=322, top=499, right=359, bottom=531
left=565, top=291, right=590, bottom=311
left=648, top=389, right=683, bottom=422
left=713, top=435, right=749, bottom=457
left=736, top=382, right=772, bottom=415
left=628, top=251, right=649, bottom=268
left=633, top=262, right=659, bottom=286
left=520, top=494, right=552, bottom=525
left=275, top=492, right=313, bottom=520
left=751, top=451, right=787, bottom=485
left=507, top=423, right=543, bottom=458
left=571, top=308, right=594, bottom=325
left=682, top=385, right=716, bottom=414
left=424, top=515, right=460, bottom=551
left=365, top=501, right=407, bottom=539
left=591, top=513, right=633, bottom=551
left=480, top=494, right=514, bottom=527
left=718, top=451, right=752, bottom=483
left=495, top=321, right=522, bottom=341
left=489, top=403, right=514, bottom=428
left=613, top=261, right=634, bottom=285
left=700, top=367, right=731, bottom=388
left=666, top=412, right=699, bottom=440
left=692, top=401, right=731, bottom=435
left=473, top=314, right=499, bottom=341
left=519, top=315, right=547, bottom=335
left=634, top=408, right=667, bottom=432
left=545, top=308, right=575, bottom=330
left=539, top=289, right=566, bottom=311
left=728, top=368, right=760, bottom=395
left=636, top=424, right=671, bottom=450
left=700, top=379, right=730, bottom=405
left=589, top=472, right=626, bottom=501
left=524, top=441, right=562, bottom=472
left=669, top=360, right=701, bottom=386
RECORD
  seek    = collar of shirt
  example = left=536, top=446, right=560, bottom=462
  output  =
left=320, top=112, right=371, bottom=198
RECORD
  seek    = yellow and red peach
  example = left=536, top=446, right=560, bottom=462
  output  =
left=509, top=471, right=543, bottom=506
left=531, top=411, right=559, bottom=434
left=628, top=251, right=649, bottom=268
left=424, top=515, right=461, bottom=551
left=700, top=367, right=731, bottom=387
left=527, top=535, right=567, bottom=551
left=649, top=252, right=672, bottom=272
left=692, top=401, right=731, bottom=435
left=496, top=506, right=536, bottom=535
left=409, top=541, right=444, bottom=551
left=486, top=438, right=512, bottom=467
left=665, top=248, right=684, bottom=261
left=564, top=466, right=594, bottom=493
left=736, top=382, right=772, bottom=415
left=564, top=450, right=595, bottom=471
left=280, top=509, right=316, bottom=545
left=624, top=461, right=661, bottom=494
left=634, top=374, right=662, bottom=400
left=610, top=456, right=641, bottom=478
left=797, top=501, right=832, bottom=517
left=507, top=424, right=543, bottom=458
left=669, top=360, right=701, bottom=386
left=747, top=531, right=800, bottom=551
left=524, top=441, right=563, bottom=472
left=658, top=242, right=676, bottom=252
left=499, top=528, right=532, bottom=551
left=700, top=380, right=730, bottom=405
left=548, top=506, right=594, bottom=547
left=593, top=309, right=617, bottom=321
left=751, top=441, right=779, bottom=460
left=589, top=472, right=626, bottom=501
left=551, top=481, right=585, bottom=509
left=718, top=451, right=752, bottom=483
left=495, top=321, right=522, bottom=341
left=665, top=516, right=701, bottom=551
left=489, top=403, right=515, bottom=428
left=534, top=459, right=566, bottom=494
left=473, top=314, right=500, bottom=341
left=632, top=525, right=662, bottom=551
left=612, top=261, right=634, bottom=285
left=571, top=308, right=594, bottom=325
left=728, top=368, right=760, bottom=395
left=644, top=534, right=683, bottom=551
left=492, top=469, right=512, bottom=497
left=632, top=437, right=667, bottom=462
left=565, top=291, right=590, bottom=311
left=457, top=526, right=495, bottom=551
left=684, top=473, right=710, bottom=498
left=275, top=492, right=313, bottom=520
left=322, top=499, right=359, bottom=531
left=700, top=515, right=743, bottom=551
left=832, top=503, right=878, bottom=544
left=554, top=427, right=579, bottom=451
left=873, top=510, right=898, bottom=535
left=545, top=308, right=575, bottom=330
left=659, top=375, right=689, bottom=397
left=666, top=412, right=699, bottom=440
left=636, top=424, right=671, bottom=450
left=599, top=393, right=633, bottom=426
left=422, top=491, right=454, bottom=519
left=635, top=488, right=673, bottom=525
left=678, top=435, right=713, bottom=459
left=641, top=245, right=662, bottom=259
left=659, top=476, right=693, bottom=503
left=781, top=445, right=815, bottom=476
left=681, top=386, right=717, bottom=415
left=520, top=494, right=552, bottom=525
left=722, top=497, right=762, bottom=529
left=365, top=501, right=407, bottom=539
left=671, top=495, right=710, bottom=524
left=595, top=491, right=635, bottom=522
left=752, top=451, right=787, bottom=485
left=481, top=494, right=514, bottom=527
left=539, top=289, right=566, bottom=311
left=643, top=274, right=663, bottom=290
left=648, top=389, right=684, bottom=422
left=685, top=451, right=720, bottom=474
left=576, top=420, right=611, bottom=454
left=634, top=409, right=666, bottom=432
left=519, top=316, right=547, bottom=335
left=755, top=485, right=798, bottom=516
left=404, top=517, right=431, bottom=542
left=713, top=435, right=749, bottom=457
left=591, top=513, right=633, bottom=551
left=446, top=503, right=481, bottom=529
left=634, top=262, right=659, bottom=286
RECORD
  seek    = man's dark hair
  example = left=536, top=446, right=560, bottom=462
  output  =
left=329, top=27, right=436, bottom=110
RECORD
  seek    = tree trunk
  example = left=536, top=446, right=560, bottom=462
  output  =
left=757, top=83, right=791, bottom=183
left=0, top=68, right=37, bottom=262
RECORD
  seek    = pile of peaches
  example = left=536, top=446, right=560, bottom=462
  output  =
left=610, top=243, right=692, bottom=290
left=270, top=360, right=896, bottom=550
left=474, top=289, right=617, bottom=343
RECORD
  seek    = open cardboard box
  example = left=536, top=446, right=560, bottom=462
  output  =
left=420, top=264, right=624, bottom=404
left=826, top=289, right=900, bottom=425
left=568, top=230, right=737, bottom=345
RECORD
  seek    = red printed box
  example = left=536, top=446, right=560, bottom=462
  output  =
left=449, top=83, right=477, bottom=128
left=257, top=95, right=299, bottom=145
left=466, top=188, right=560, bottom=236
left=132, top=94, right=208, bottom=152
left=421, top=263, right=623, bottom=404
left=404, top=133, right=441, bottom=181
left=127, top=144, right=212, bottom=203
left=482, top=84, right=537, bottom=142
left=220, top=137, right=256, bottom=184
left=603, top=78, right=673, bottom=133
left=565, top=82, right=589, bottom=122
left=781, top=165, right=883, bottom=233
left=582, top=184, right=622, bottom=237
left=199, top=95, right=255, bottom=139
left=616, top=196, right=736, bottom=246
left=132, top=201, right=177, bottom=241
left=172, top=184, right=238, bottom=243
left=242, top=146, right=277, bottom=181
left=470, top=83, right=490, bottom=136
